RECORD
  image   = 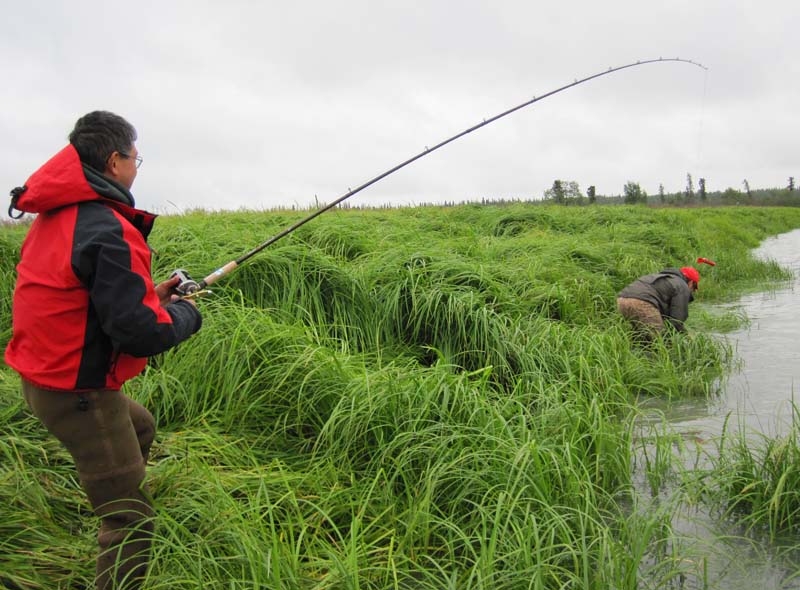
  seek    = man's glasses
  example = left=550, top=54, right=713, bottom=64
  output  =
left=119, top=151, right=143, bottom=169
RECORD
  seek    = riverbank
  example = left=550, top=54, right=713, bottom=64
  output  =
left=633, top=229, right=800, bottom=589
left=2, top=205, right=800, bottom=588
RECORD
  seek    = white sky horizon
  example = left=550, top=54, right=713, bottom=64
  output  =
left=1, top=1, right=797, bottom=213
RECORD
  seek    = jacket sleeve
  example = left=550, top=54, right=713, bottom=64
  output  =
left=665, top=280, right=690, bottom=332
left=72, top=203, right=202, bottom=357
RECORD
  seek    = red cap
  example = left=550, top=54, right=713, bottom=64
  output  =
left=681, top=266, right=700, bottom=284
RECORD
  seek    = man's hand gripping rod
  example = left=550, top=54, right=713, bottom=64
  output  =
left=170, top=265, right=235, bottom=298
left=168, top=57, right=707, bottom=297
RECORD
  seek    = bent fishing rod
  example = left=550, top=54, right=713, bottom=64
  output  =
left=174, top=57, right=708, bottom=296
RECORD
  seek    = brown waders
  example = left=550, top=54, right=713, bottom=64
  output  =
left=616, top=296, right=664, bottom=344
left=22, top=380, right=155, bottom=590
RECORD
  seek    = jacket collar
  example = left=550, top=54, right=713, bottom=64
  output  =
left=81, top=163, right=136, bottom=208
left=9, top=144, right=157, bottom=237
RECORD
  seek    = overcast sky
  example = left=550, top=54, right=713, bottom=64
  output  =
left=1, top=1, right=797, bottom=213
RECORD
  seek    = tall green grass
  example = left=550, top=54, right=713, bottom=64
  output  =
left=698, top=406, right=800, bottom=540
left=2, top=204, right=800, bottom=588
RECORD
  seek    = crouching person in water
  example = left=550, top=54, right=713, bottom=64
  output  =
left=616, top=266, right=700, bottom=342
left=5, top=111, right=202, bottom=589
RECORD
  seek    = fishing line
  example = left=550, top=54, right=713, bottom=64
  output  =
left=694, top=67, right=709, bottom=181
left=175, top=57, right=708, bottom=296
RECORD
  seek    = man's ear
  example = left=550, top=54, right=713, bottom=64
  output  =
left=104, top=152, right=119, bottom=179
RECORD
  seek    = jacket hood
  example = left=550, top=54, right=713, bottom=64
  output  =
left=10, top=144, right=135, bottom=215
left=660, top=268, right=687, bottom=281
left=662, top=267, right=694, bottom=301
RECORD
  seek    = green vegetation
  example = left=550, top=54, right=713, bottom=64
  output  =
left=2, top=204, right=800, bottom=588
left=697, top=406, right=800, bottom=541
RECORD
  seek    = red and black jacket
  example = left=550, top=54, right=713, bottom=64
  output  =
left=4, top=145, right=201, bottom=391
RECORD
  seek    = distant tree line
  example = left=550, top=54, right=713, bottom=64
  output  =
left=240, top=174, right=799, bottom=213
left=538, top=174, right=800, bottom=208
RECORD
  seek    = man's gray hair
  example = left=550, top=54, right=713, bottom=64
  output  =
left=69, top=111, right=137, bottom=171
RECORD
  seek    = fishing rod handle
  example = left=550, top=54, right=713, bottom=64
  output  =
left=199, top=261, right=238, bottom=289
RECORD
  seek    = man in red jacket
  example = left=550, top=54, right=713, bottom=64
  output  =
left=5, top=111, right=202, bottom=589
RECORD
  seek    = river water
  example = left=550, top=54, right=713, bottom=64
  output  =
left=637, top=228, right=800, bottom=589
left=658, top=228, right=800, bottom=438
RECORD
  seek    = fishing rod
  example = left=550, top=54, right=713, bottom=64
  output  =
left=174, top=57, right=708, bottom=296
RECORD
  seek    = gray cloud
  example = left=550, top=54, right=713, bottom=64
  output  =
left=1, top=0, right=797, bottom=214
